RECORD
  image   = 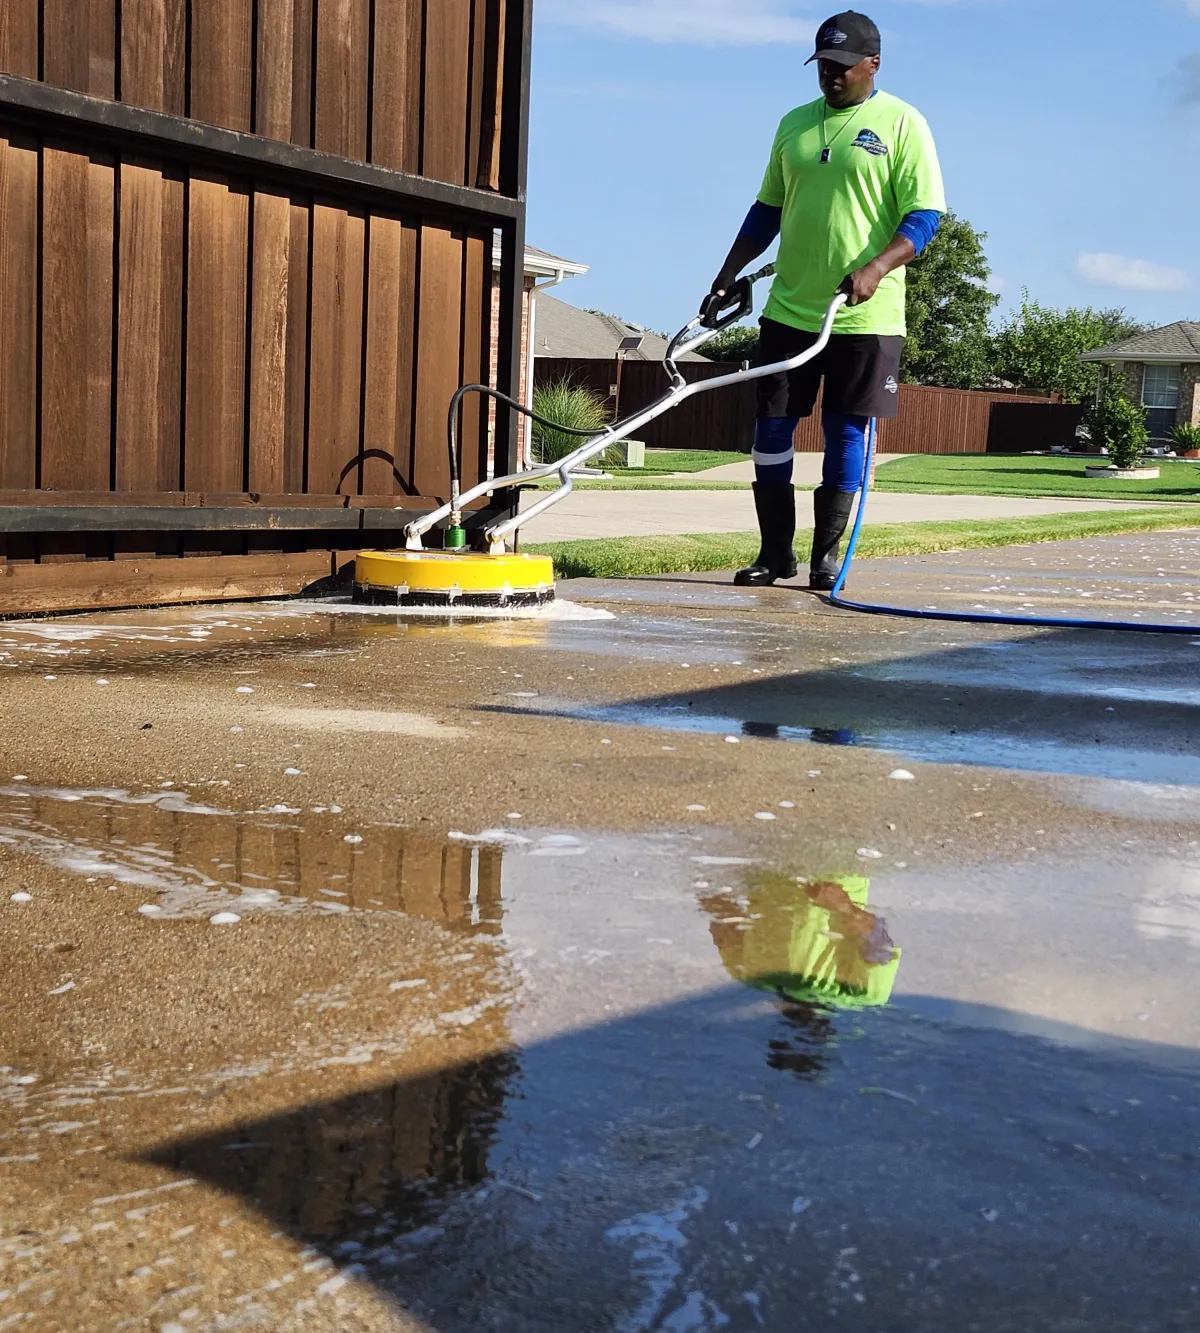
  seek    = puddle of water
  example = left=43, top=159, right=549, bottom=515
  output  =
left=510, top=699, right=1200, bottom=785
left=5, top=798, right=1200, bottom=1329
left=142, top=1051, right=519, bottom=1249
left=1061, top=778, right=1200, bottom=822
left=0, top=785, right=508, bottom=926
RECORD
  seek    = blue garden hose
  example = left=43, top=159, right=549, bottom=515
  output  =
left=828, top=421, right=1200, bottom=636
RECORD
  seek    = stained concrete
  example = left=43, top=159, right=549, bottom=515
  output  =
left=1, top=531, right=1199, bottom=1332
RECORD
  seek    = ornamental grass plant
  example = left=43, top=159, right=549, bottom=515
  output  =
left=531, top=380, right=614, bottom=466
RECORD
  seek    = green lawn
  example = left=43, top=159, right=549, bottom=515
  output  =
left=525, top=507, right=1200, bottom=580
left=529, top=448, right=751, bottom=491
left=532, top=476, right=750, bottom=493
left=876, top=453, right=1200, bottom=503
left=612, top=448, right=747, bottom=476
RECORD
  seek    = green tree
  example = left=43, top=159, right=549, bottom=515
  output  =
left=901, top=211, right=999, bottom=389
left=991, top=296, right=1151, bottom=403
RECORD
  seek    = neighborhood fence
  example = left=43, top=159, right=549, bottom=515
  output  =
left=535, top=358, right=1082, bottom=457
left=0, top=0, right=533, bottom=614
left=535, top=358, right=757, bottom=453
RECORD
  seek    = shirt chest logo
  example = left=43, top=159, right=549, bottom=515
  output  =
left=852, top=128, right=888, bottom=158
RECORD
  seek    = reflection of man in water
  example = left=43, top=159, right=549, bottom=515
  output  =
left=704, top=872, right=900, bottom=1009
left=703, top=872, right=900, bottom=1078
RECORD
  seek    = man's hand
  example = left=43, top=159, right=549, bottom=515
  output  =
left=705, top=270, right=736, bottom=314
left=839, top=260, right=885, bottom=307
left=839, top=234, right=918, bottom=307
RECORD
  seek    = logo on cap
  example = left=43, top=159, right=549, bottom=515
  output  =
left=823, top=26, right=848, bottom=44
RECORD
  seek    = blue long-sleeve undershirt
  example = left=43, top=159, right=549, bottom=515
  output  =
left=896, top=209, right=941, bottom=257
left=737, top=201, right=783, bottom=251
left=734, top=203, right=942, bottom=259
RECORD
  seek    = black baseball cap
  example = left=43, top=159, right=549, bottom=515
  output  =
left=805, top=11, right=881, bottom=67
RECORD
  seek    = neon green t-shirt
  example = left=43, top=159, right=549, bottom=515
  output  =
left=757, top=90, right=946, bottom=337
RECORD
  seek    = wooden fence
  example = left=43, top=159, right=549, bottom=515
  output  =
left=536, top=359, right=757, bottom=453
left=535, top=358, right=1082, bottom=456
left=0, top=0, right=532, bottom=614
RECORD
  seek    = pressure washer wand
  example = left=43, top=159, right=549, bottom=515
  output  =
left=413, top=272, right=842, bottom=554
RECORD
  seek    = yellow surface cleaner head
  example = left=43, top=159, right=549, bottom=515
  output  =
left=353, top=550, right=556, bottom=609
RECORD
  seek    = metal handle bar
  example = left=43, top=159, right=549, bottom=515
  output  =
left=404, top=279, right=847, bottom=552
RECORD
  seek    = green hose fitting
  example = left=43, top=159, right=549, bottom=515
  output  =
left=444, top=524, right=468, bottom=551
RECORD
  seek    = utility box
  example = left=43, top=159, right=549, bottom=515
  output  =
left=0, top=0, right=532, bottom=615
left=614, top=440, right=647, bottom=469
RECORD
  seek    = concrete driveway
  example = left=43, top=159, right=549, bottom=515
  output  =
left=2, top=532, right=1199, bottom=1331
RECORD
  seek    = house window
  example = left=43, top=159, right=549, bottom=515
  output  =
left=1142, top=364, right=1180, bottom=441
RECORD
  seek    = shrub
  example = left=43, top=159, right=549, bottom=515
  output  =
left=699, top=325, right=760, bottom=365
left=531, top=380, right=613, bottom=466
left=1172, top=422, right=1200, bottom=454
left=1085, top=377, right=1148, bottom=470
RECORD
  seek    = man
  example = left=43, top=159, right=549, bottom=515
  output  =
left=710, top=11, right=945, bottom=591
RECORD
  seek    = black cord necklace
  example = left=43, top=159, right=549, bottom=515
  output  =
left=820, top=94, right=871, bottom=164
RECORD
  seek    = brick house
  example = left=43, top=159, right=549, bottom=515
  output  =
left=1080, top=323, right=1200, bottom=443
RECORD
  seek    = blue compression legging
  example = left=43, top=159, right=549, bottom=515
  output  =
left=752, top=411, right=871, bottom=490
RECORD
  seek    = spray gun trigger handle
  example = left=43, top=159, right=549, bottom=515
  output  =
left=700, top=277, right=754, bottom=332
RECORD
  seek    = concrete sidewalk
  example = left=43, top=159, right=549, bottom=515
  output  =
left=519, top=486, right=1160, bottom=543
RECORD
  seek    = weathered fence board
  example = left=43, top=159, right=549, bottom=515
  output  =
left=121, top=0, right=187, bottom=114
left=116, top=158, right=184, bottom=493
left=307, top=203, right=367, bottom=495
left=0, top=3, right=39, bottom=80
left=41, top=146, right=114, bottom=492
left=0, top=131, right=38, bottom=488
left=314, top=0, right=370, bottom=161
left=248, top=188, right=294, bottom=496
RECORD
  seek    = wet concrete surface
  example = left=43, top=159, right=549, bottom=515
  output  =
left=838, top=530, right=1200, bottom=629
left=1, top=533, right=1199, bottom=1331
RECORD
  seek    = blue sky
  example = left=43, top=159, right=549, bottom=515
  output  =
left=526, top=0, right=1200, bottom=335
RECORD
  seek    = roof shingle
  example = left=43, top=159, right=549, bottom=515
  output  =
left=531, top=294, right=707, bottom=362
left=1079, top=322, right=1200, bottom=363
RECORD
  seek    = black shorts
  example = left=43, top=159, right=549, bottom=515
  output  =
left=755, top=317, right=904, bottom=421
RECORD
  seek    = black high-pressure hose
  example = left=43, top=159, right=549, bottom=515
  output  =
left=445, top=277, right=758, bottom=499
left=446, top=383, right=614, bottom=497
left=441, top=276, right=754, bottom=546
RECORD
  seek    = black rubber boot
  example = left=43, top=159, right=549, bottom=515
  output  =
left=734, top=483, right=798, bottom=587
left=808, top=486, right=856, bottom=591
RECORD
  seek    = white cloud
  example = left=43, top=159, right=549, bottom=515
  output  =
left=538, top=0, right=814, bottom=45
left=1076, top=252, right=1193, bottom=294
